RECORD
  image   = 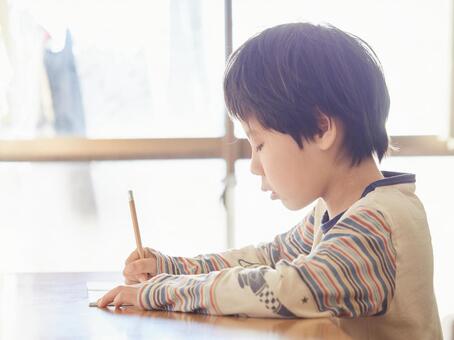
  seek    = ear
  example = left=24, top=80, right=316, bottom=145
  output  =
left=313, top=112, right=337, bottom=151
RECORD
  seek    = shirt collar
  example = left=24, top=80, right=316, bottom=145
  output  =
left=320, top=171, right=416, bottom=234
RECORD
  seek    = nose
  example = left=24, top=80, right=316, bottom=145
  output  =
left=249, top=151, right=264, bottom=176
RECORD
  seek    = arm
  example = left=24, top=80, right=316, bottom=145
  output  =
left=151, top=207, right=315, bottom=275
left=138, top=208, right=396, bottom=318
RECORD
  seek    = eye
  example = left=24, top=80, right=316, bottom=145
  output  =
left=255, top=143, right=264, bottom=152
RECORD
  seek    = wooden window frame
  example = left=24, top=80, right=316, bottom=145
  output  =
left=0, top=0, right=453, bottom=248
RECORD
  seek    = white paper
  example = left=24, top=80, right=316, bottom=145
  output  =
left=87, top=281, right=122, bottom=291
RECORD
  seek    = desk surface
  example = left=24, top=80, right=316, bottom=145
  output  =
left=0, top=272, right=352, bottom=340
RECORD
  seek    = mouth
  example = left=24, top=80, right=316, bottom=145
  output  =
left=261, top=186, right=279, bottom=200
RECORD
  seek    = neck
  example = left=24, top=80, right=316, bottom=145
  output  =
left=322, top=157, right=384, bottom=219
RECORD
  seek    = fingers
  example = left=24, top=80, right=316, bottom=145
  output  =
left=97, top=286, right=121, bottom=308
left=125, top=250, right=140, bottom=265
left=113, top=293, right=123, bottom=309
left=123, top=269, right=137, bottom=284
left=124, top=274, right=150, bottom=285
left=97, top=286, right=139, bottom=308
left=125, top=247, right=156, bottom=265
left=125, top=278, right=137, bottom=285
left=137, top=273, right=149, bottom=283
left=123, top=248, right=157, bottom=284
left=123, top=258, right=156, bottom=277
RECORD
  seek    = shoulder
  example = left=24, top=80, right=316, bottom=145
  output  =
left=329, top=205, right=392, bottom=241
left=349, top=183, right=427, bottom=233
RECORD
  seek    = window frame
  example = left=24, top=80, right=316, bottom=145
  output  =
left=0, top=0, right=452, bottom=248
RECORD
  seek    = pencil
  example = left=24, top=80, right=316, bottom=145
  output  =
left=128, top=190, right=144, bottom=259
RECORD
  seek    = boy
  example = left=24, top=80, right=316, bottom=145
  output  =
left=98, top=23, right=442, bottom=339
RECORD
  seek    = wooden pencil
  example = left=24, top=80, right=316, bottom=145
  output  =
left=128, top=190, right=144, bottom=259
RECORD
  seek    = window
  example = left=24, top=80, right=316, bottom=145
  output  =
left=1, top=0, right=225, bottom=138
left=0, top=160, right=226, bottom=272
left=0, top=0, right=452, bottom=321
left=233, top=0, right=453, bottom=137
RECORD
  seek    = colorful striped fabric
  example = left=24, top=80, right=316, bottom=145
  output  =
left=154, top=251, right=232, bottom=275
left=138, top=271, right=225, bottom=314
left=258, top=208, right=315, bottom=266
left=139, top=206, right=396, bottom=318
left=290, top=207, right=396, bottom=317
left=151, top=207, right=316, bottom=274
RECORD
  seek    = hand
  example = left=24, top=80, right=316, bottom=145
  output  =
left=123, top=247, right=158, bottom=284
left=97, top=285, right=140, bottom=309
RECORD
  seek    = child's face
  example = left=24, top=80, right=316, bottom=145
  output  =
left=241, top=117, right=331, bottom=211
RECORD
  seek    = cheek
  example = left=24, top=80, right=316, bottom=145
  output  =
left=263, top=154, right=301, bottom=190
left=270, top=155, right=319, bottom=202
left=280, top=176, right=320, bottom=210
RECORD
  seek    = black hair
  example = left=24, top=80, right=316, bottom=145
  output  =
left=224, top=22, right=391, bottom=166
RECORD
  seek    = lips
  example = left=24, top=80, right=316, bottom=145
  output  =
left=261, top=185, right=279, bottom=200
left=264, top=189, right=279, bottom=200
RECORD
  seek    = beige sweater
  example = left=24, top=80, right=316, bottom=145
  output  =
left=138, top=171, right=442, bottom=340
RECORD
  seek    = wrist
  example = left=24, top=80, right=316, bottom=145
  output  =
left=137, top=283, right=148, bottom=310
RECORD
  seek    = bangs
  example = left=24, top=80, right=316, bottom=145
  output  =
left=223, top=43, right=265, bottom=124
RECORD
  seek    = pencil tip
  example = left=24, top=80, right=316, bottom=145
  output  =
left=128, top=190, right=133, bottom=201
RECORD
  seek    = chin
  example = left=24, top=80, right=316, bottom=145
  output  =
left=281, top=200, right=302, bottom=211
left=282, top=197, right=313, bottom=211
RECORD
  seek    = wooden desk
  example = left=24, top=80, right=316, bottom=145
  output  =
left=0, top=272, right=352, bottom=339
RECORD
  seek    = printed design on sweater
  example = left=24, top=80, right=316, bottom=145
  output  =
left=238, top=259, right=261, bottom=267
left=139, top=206, right=396, bottom=319
left=238, top=267, right=295, bottom=317
left=291, top=208, right=397, bottom=317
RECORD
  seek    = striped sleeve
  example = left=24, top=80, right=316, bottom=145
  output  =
left=152, top=250, right=232, bottom=275
left=289, top=207, right=397, bottom=317
left=138, top=207, right=396, bottom=318
left=150, top=208, right=315, bottom=275
left=257, top=207, right=315, bottom=267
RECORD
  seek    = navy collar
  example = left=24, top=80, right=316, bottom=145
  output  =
left=320, top=171, right=415, bottom=234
